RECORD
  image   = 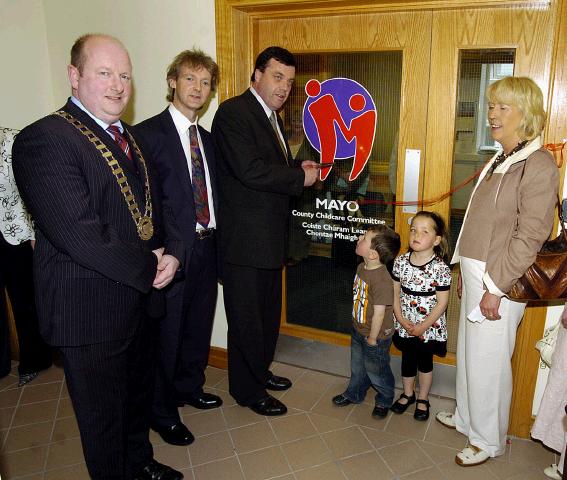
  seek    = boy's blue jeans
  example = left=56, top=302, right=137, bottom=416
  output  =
left=344, top=328, right=395, bottom=408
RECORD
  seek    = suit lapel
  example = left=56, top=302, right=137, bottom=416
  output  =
left=276, top=113, right=293, bottom=165
left=199, top=127, right=218, bottom=214
left=243, top=90, right=291, bottom=165
left=64, top=101, right=141, bottom=178
left=159, top=110, right=195, bottom=206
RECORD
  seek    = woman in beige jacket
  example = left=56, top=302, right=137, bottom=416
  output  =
left=436, top=77, right=559, bottom=467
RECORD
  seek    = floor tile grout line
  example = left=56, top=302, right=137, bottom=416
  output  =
left=41, top=378, right=67, bottom=476
left=265, top=408, right=296, bottom=479
left=1, top=376, right=23, bottom=452
left=308, top=382, right=349, bottom=475
left=358, top=420, right=404, bottom=479
left=219, top=402, right=247, bottom=479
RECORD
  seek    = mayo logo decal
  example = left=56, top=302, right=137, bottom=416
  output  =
left=303, top=78, right=376, bottom=182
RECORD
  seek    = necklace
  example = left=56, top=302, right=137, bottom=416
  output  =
left=486, top=140, right=528, bottom=180
left=54, top=110, right=154, bottom=241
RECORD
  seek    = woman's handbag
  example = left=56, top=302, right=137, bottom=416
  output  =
left=508, top=200, right=567, bottom=301
left=535, top=321, right=560, bottom=367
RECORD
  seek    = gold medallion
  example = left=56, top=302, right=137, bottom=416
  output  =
left=138, top=216, right=154, bottom=241
left=54, top=111, right=154, bottom=242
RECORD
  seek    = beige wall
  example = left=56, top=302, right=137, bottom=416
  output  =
left=0, top=0, right=55, bottom=129
left=41, top=0, right=219, bottom=129
left=0, top=0, right=229, bottom=348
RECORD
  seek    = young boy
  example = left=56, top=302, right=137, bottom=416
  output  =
left=332, top=225, right=401, bottom=417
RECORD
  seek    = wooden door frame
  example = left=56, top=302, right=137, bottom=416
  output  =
left=215, top=0, right=567, bottom=438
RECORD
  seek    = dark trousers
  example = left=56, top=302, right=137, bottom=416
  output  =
left=0, top=290, right=10, bottom=378
left=0, top=237, right=52, bottom=376
left=59, top=317, right=154, bottom=480
left=153, top=235, right=217, bottom=427
left=223, top=263, right=282, bottom=405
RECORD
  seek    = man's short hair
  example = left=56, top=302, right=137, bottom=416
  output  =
left=70, top=34, right=126, bottom=74
left=250, top=46, right=296, bottom=82
left=166, top=49, right=219, bottom=102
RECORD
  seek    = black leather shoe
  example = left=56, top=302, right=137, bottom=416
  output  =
left=152, top=422, right=194, bottom=446
left=413, top=399, right=430, bottom=421
left=390, top=392, right=416, bottom=414
left=249, top=395, right=287, bottom=416
left=332, top=394, right=353, bottom=407
left=179, top=392, right=223, bottom=410
left=134, top=459, right=184, bottom=479
left=266, top=375, right=292, bottom=391
left=372, top=405, right=389, bottom=418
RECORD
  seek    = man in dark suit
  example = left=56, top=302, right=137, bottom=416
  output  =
left=136, top=50, right=222, bottom=446
left=12, top=34, right=183, bottom=480
left=212, top=46, right=318, bottom=416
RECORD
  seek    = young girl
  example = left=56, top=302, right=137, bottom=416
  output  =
left=390, top=211, right=451, bottom=421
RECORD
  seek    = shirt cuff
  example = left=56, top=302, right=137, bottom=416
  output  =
left=483, top=272, right=506, bottom=297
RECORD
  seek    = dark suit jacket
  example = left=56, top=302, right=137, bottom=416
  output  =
left=212, top=89, right=305, bottom=269
left=12, top=99, right=183, bottom=347
left=135, top=108, right=218, bottom=271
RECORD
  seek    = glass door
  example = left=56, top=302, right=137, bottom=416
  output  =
left=254, top=10, right=433, bottom=340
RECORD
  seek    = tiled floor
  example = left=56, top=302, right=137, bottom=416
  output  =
left=0, top=361, right=558, bottom=480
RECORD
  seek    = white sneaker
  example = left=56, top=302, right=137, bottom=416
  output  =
left=544, top=464, right=562, bottom=480
left=436, top=411, right=456, bottom=429
left=455, top=445, right=490, bottom=466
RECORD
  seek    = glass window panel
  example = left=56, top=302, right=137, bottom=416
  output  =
left=284, top=51, right=402, bottom=334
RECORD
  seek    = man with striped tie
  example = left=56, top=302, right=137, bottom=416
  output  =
left=212, top=47, right=318, bottom=416
left=13, top=34, right=183, bottom=480
left=136, top=50, right=222, bottom=446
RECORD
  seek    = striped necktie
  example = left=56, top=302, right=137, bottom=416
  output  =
left=107, top=125, right=132, bottom=161
left=189, top=125, right=210, bottom=228
left=269, top=111, right=289, bottom=164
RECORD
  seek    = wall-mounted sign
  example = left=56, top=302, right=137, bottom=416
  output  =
left=303, top=78, right=377, bottom=182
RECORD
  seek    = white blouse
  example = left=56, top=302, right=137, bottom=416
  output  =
left=0, top=127, right=34, bottom=245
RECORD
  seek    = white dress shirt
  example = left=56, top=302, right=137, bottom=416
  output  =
left=168, top=104, right=216, bottom=230
left=250, top=87, right=286, bottom=147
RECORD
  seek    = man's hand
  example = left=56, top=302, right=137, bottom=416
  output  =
left=152, top=247, right=164, bottom=263
left=30, top=240, right=36, bottom=250
left=301, top=160, right=318, bottom=187
left=153, top=254, right=179, bottom=289
left=480, top=291, right=502, bottom=320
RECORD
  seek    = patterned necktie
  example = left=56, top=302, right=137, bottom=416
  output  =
left=269, top=111, right=289, bottom=164
left=107, top=125, right=132, bottom=161
left=188, top=125, right=210, bottom=228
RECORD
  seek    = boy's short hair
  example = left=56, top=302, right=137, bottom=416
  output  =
left=368, top=225, right=401, bottom=269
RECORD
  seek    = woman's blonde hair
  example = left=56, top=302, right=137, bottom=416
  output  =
left=486, top=76, right=546, bottom=141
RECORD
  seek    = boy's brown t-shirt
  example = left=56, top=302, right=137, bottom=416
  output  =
left=352, top=263, right=395, bottom=338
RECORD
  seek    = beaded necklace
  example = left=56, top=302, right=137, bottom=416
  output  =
left=486, top=140, right=528, bottom=180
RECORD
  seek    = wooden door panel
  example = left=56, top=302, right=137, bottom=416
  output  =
left=426, top=6, right=555, bottom=221
left=257, top=11, right=432, bottom=249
